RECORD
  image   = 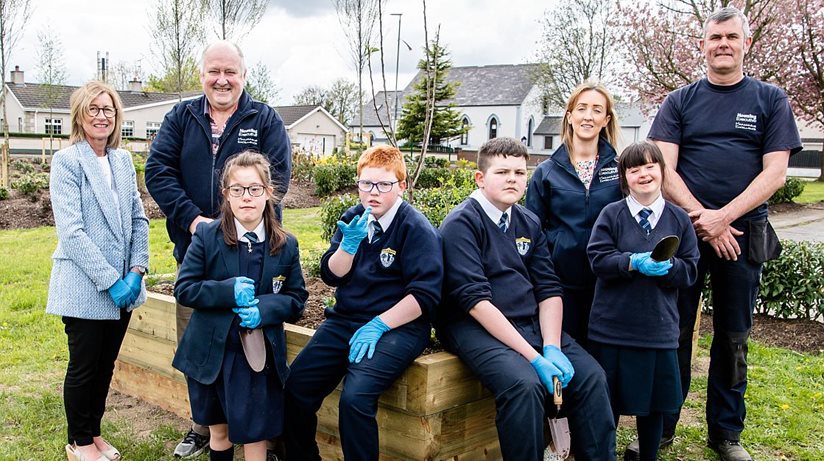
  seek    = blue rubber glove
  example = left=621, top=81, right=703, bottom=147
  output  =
left=348, top=316, right=391, bottom=363
left=337, top=207, right=372, bottom=255
left=543, top=345, right=575, bottom=388
left=630, top=252, right=673, bottom=277
left=530, top=355, right=563, bottom=393
left=234, top=276, right=257, bottom=307
left=124, top=271, right=143, bottom=299
left=233, top=306, right=262, bottom=329
left=108, top=279, right=133, bottom=309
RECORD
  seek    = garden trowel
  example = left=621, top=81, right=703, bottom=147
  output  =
left=651, top=235, right=680, bottom=262
left=545, top=376, right=571, bottom=460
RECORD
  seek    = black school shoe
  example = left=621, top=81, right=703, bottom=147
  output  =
left=622, top=432, right=675, bottom=461
left=707, top=439, right=753, bottom=461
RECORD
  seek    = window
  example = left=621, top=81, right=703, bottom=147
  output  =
left=146, top=121, right=161, bottom=139
left=460, top=117, right=469, bottom=145
left=527, top=117, right=534, bottom=147
left=544, top=136, right=554, bottom=150
left=121, top=120, right=135, bottom=138
left=45, top=118, right=62, bottom=135
left=488, top=116, right=498, bottom=140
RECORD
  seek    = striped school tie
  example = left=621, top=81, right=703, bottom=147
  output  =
left=244, top=231, right=258, bottom=252
left=638, top=208, right=652, bottom=235
left=498, top=212, right=508, bottom=233
left=371, top=221, right=383, bottom=243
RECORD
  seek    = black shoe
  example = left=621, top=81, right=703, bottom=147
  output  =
left=623, top=432, right=675, bottom=461
left=267, top=449, right=281, bottom=461
left=174, top=429, right=210, bottom=458
left=707, top=439, right=753, bottom=461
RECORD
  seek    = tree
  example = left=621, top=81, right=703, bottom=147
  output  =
left=333, top=0, right=384, bottom=141
left=293, top=85, right=330, bottom=109
left=0, top=0, right=32, bottom=187
left=772, top=0, right=824, bottom=180
left=207, top=0, right=268, bottom=41
left=36, top=28, right=67, bottom=156
left=150, top=0, right=207, bottom=97
left=244, top=60, right=279, bottom=104
left=326, top=78, right=360, bottom=126
left=145, top=57, right=201, bottom=93
left=534, top=0, right=619, bottom=108
left=110, top=60, right=145, bottom=91
left=395, top=40, right=464, bottom=146
left=615, top=0, right=785, bottom=105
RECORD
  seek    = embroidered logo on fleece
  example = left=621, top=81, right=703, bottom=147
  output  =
left=516, top=237, right=531, bottom=256
left=238, top=128, right=259, bottom=145
left=735, top=113, right=757, bottom=132
left=379, top=248, right=396, bottom=268
left=272, top=275, right=286, bottom=294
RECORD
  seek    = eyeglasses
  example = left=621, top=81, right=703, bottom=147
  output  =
left=357, top=180, right=399, bottom=193
left=87, top=106, right=117, bottom=118
left=226, top=184, right=267, bottom=197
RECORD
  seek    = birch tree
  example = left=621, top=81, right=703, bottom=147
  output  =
left=36, top=28, right=67, bottom=156
left=207, top=0, right=268, bottom=40
left=150, top=0, right=207, bottom=97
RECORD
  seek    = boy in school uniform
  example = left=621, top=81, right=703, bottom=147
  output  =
left=438, top=137, right=616, bottom=461
left=284, top=146, right=443, bottom=461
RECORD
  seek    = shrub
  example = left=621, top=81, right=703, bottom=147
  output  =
left=300, top=246, right=325, bottom=278
left=11, top=172, right=49, bottom=201
left=702, top=240, right=824, bottom=321
left=11, top=159, right=34, bottom=174
left=769, top=177, right=805, bottom=205
left=292, top=150, right=317, bottom=182
left=0, top=187, right=8, bottom=200
left=313, top=163, right=357, bottom=196
left=411, top=166, right=451, bottom=189
left=320, top=193, right=359, bottom=241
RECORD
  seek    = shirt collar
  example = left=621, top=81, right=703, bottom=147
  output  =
left=470, top=189, right=511, bottom=227
left=367, top=196, right=403, bottom=232
left=235, top=218, right=266, bottom=243
left=626, top=193, right=665, bottom=219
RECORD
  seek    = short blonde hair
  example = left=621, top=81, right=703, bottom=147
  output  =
left=69, top=81, right=124, bottom=149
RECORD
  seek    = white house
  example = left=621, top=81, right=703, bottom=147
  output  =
left=354, top=64, right=650, bottom=155
left=3, top=66, right=198, bottom=145
left=272, top=104, right=347, bottom=156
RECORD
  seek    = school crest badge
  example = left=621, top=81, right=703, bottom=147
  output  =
left=379, top=248, right=397, bottom=268
left=272, top=275, right=286, bottom=294
left=516, top=237, right=531, bottom=256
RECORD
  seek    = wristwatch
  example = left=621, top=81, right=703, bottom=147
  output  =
left=132, top=266, right=148, bottom=276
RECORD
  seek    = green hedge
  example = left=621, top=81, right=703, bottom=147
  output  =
left=702, top=240, right=824, bottom=321
left=769, top=177, right=805, bottom=205
left=313, top=163, right=357, bottom=196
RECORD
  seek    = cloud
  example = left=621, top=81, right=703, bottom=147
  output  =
left=268, top=0, right=334, bottom=18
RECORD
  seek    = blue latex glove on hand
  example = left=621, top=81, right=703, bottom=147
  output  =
left=543, top=345, right=575, bottom=388
left=233, top=306, right=262, bottom=329
left=348, top=316, right=391, bottom=363
left=530, top=355, right=564, bottom=393
left=337, top=207, right=372, bottom=255
left=124, top=271, right=143, bottom=299
left=630, top=252, right=673, bottom=277
left=234, top=276, right=258, bottom=307
left=108, top=279, right=134, bottom=309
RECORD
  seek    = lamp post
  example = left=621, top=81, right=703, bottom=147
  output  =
left=391, top=13, right=402, bottom=134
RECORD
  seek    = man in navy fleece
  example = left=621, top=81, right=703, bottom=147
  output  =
left=284, top=145, right=443, bottom=461
left=438, top=137, right=616, bottom=461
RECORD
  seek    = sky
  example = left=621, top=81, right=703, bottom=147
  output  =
left=11, top=0, right=549, bottom=104
left=11, top=0, right=550, bottom=105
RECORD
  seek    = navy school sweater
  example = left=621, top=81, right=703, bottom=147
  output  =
left=320, top=201, right=443, bottom=321
left=586, top=200, right=699, bottom=348
left=439, top=198, right=563, bottom=322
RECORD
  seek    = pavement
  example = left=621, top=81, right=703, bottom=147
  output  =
left=770, top=203, right=824, bottom=242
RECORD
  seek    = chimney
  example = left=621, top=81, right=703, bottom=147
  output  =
left=10, top=65, right=24, bottom=85
left=128, top=78, right=143, bottom=92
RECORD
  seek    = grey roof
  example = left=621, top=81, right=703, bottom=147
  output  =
left=271, top=104, right=320, bottom=126
left=6, top=82, right=198, bottom=110
left=534, top=116, right=563, bottom=136
left=350, top=91, right=404, bottom=129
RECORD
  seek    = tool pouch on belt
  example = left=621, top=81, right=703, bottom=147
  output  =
left=723, top=330, right=750, bottom=387
left=748, top=220, right=781, bottom=264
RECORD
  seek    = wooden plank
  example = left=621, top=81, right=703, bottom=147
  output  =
left=128, top=295, right=177, bottom=342
left=111, top=360, right=190, bottom=419
left=118, top=328, right=182, bottom=382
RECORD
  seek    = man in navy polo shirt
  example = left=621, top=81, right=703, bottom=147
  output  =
left=641, top=7, right=802, bottom=461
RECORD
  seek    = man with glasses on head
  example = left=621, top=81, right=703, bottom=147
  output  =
left=283, top=145, right=443, bottom=461
left=145, top=40, right=291, bottom=459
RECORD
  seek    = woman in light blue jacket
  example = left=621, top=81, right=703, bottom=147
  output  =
left=47, top=81, right=149, bottom=461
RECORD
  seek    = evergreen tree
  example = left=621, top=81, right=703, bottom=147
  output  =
left=396, top=41, right=464, bottom=145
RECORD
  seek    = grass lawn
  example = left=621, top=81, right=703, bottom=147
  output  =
left=796, top=179, right=824, bottom=204
left=2, top=207, right=823, bottom=460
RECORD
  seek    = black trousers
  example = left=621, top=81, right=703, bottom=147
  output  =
left=62, top=312, right=131, bottom=446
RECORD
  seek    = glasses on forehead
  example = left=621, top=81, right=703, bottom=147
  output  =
left=87, top=106, right=117, bottom=118
left=357, top=180, right=399, bottom=193
left=226, top=184, right=267, bottom=197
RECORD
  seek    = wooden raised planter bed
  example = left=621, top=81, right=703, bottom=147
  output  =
left=112, top=293, right=502, bottom=460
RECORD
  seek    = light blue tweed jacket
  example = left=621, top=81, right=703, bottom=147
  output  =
left=46, top=141, right=150, bottom=320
